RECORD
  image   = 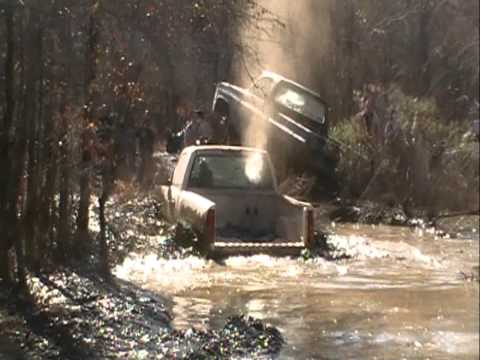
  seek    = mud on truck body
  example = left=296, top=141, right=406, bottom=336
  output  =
left=212, top=71, right=336, bottom=179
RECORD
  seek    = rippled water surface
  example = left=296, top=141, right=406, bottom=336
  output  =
left=115, top=220, right=479, bottom=359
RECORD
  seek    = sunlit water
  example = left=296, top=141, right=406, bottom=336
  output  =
left=115, top=221, right=479, bottom=359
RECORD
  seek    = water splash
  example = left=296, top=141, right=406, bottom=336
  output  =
left=327, top=234, right=441, bottom=268
left=114, top=253, right=210, bottom=292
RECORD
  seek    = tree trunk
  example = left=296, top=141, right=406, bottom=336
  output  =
left=1, top=1, right=15, bottom=132
left=22, top=4, right=42, bottom=269
left=406, top=0, right=432, bottom=96
left=57, top=155, right=71, bottom=260
left=99, top=157, right=114, bottom=276
left=0, top=0, right=16, bottom=282
left=57, top=8, right=74, bottom=261
left=24, top=123, right=39, bottom=266
left=343, top=0, right=355, bottom=117
left=76, top=161, right=92, bottom=253
left=417, top=2, right=431, bottom=96
left=1, top=0, right=38, bottom=284
left=38, top=112, right=57, bottom=268
left=0, top=247, right=11, bottom=283
left=98, top=191, right=109, bottom=276
left=7, top=134, right=28, bottom=284
left=76, top=1, right=99, bottom=252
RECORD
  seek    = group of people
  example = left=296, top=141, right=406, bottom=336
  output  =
left=166, top=105, right=220, bottom=153
left=356, top=83, right=400, bottom=146
left=183, top=110, right=214, bottom=147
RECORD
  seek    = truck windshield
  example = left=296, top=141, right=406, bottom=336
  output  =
left=274, top=83, right=326, bottom=124
left=188, top=153, right=274, bottom=190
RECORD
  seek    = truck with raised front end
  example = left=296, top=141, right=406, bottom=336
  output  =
left=212, top=71, right=336, bottom=178
left=159, top=145, right=315, bottom=257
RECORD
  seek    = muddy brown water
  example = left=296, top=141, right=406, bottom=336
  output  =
left=115, top=215, right=479, bottom=359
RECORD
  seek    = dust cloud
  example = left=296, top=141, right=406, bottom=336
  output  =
left=239, top=1, right=332, bottom=176
left=240, top=1, right=331, bottom=143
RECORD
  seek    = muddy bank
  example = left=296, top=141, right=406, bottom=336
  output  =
left=324, top=199, right=478, bottom=239
left=0, top=271, right=170, bottom=359
left=0, top=271, right=283, bottom=359
left=328, top=201, right=414, bottom=226
left=279, top=170, right=478, bottom=239
left=0, top=188, right=285, bottom=359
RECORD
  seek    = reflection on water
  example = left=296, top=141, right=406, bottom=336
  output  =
left=115, top=223, right=479, bottom=359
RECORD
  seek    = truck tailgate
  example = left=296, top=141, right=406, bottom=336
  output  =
left=211, top=241, right=305, bottom=257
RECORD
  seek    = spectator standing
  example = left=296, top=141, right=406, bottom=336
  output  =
left=184, top=110, right=213, bottom=147
left=358, top=84, right=389, bottom=145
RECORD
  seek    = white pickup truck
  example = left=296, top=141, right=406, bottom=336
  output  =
left=159, top=145, right=315, bottom=257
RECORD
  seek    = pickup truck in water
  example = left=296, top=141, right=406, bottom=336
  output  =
left=159, top=145, right=315, bottom=257
left=212, top=71, right=335, bottom=176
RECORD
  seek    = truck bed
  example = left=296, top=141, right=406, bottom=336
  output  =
left=189, top=188, right=305, bottom=247
left=161, top=145, right=315, bottom=257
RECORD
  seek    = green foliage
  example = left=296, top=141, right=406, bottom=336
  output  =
left=388, top=86, right=468, bottom=148
left=331, top=85, right=478, bottom=212
left=330, top=119, right=375, bottom=198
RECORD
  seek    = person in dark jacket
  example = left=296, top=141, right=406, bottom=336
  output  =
left=184, top=110, right=213, bottom=147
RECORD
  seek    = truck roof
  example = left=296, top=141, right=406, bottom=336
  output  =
left=182, top=145, right=269, bottom=156
left=261, top=70, right=326, bottom=103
